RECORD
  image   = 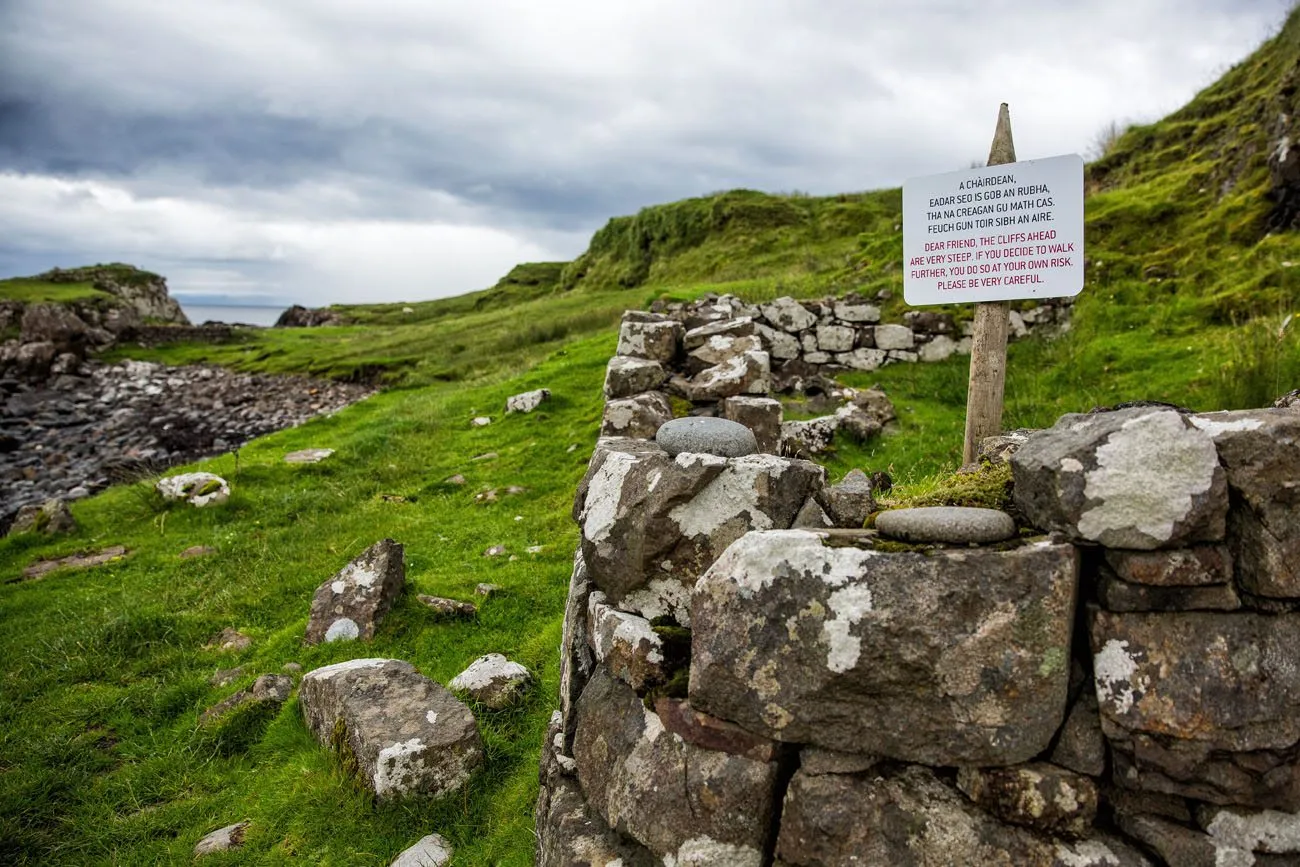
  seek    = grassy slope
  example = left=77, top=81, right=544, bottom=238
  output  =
left=5, top=10, right=1300, bottom=865
left=0, top=278, right=114, bottom=305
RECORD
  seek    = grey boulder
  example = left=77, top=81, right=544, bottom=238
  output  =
left=304, top=539, right=405, bottom=644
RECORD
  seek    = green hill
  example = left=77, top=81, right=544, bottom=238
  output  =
left=3, top=10, right=1300, bottom=865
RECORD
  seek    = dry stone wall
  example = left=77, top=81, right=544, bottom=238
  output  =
left=537, top=311, right=1300, bottom=867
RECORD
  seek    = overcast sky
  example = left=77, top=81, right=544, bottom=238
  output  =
left=0, top=1, right=1290, bottom=308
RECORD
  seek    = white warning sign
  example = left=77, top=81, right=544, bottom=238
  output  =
left=902, top=153, right=1084, bottom=306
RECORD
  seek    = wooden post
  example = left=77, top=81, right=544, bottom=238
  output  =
left=962, top=103, right=1017, bottom=466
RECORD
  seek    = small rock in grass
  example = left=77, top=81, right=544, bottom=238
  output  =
left=418, top=595, right=477, bottom=619
left=210, top=667, right=244, bottom=687
left=470, top=416, right=492, bottom=427
left=471, top=452, right=498, bottom=461
left=8, top=498, right=77, bottom=536
left=390, top=833, right=454, bottom=867
left=156, top=472, right=230, bottom=507
left=504, top=485, right=527, bottom=495
left=474, top=583, right=502, bottom=597
left=194, top=821, right=248, bottom=856
left=180, top=545, right=216, bottom=559
left=655, top=416, right=758, bottom=458
left=304, top=539, right=405, bottom=645
left=449, top=653, right=532, bottom=709
left=205, top=627, right=252, bottom=653
left=200, top=674, right=293, bottom=725
left=505, top=388, right=551, bottom=414
left=875, top=506, right=1016, bottom=545
left=525, top=545, right=544, bottom=554
left=283, top=662, right=303, bottom=674
left=284, top=448, right=334, bottom=464
left=484, top=545, right=506, bottom=557
left=475, top=489, right=498, bottom=503
left=21, top=545, right=128, bottom=580
left=445, top=474, right=467, bottom=485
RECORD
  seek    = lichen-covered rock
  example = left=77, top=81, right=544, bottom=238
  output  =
left=300, top=658, right=483, bottom=801
left=559, top=551, right=597, bottom=749
left=7, top=498, right=77, bottom=536
left=683, top=316, right=756, bottom=349
left=505, top=388, right=551, bottom=414
left=720, top=396, right=783, bottom=453
left=616, top=317, right=682, bottom=363
left=200, top=673, right=293, bottom=725
left=687, top=333, right=763, bottom=370
left=390, top=833, right=453, bottom=867
left=760, top=297, right=816, bottom=333
left=573, top=669, right=778, bottom=866
left=839, top=347, right=887, bottom=371
left=690, top=350, right=770, bottom=400
left=535, top=710, right=656, bottom=867
left=690, top=531, right=1077, bottom=766
left=1091, top=610, right=1300, bottom=808
left=872, top=323, right=915, bottom=350
left=831, top=403, right=882, bottom=442
left=1102, top=545, right=1232, bottom=586
left=814, top=324, right=855, bottom=352
left=587, top=592, right=667, bottom=691
left=1012, top=407, right=1228, bottom=549
left=775, top=765, right=1152, bottom=867
left=574, top=440, right=823, bottom=624
left=156, top=472, right=230, bottom=507
left=599, top=391, right=673, bottom=439
left=919, top=333, right=960, bottom=362
left=1198, top=804, right=1300, bottom=855
left=305, top=539, right=405, bottom=644
left=1116, top=814, right=1251, bottom=867
left=832, top=301, right=880, bottom=323
left=820, top=469, right=876, bottom=528
left=779, top=416, right=838, bottom=458
left=448, top=653, right=532, bottom=709
left=603, top=356, right=667, bottom=399
left=756, top=323, right=800, bottom=359
left=1190, top=409, right=1300, bottom=597
left=417, top=595, right=477, bottom=619
left=956, top=762, right=1099, bottom=838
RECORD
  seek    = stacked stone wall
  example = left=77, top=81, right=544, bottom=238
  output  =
left=538, top=312, right=1300, bottom=866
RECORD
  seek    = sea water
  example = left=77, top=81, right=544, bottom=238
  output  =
left=180, top=304, right=286, bottom=327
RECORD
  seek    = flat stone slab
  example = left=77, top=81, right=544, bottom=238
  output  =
left=875, top=506, right=1016, bottom=544
left=390, top=833, right=453, bottom=867
left=655, top=416, right=758, bottom=458
left=194, top=821, right=248, bottom=856
left=284, top=448, right=334, bottom=464
left=300, top=658, right=483, bottom=801
left=20, top=544, right=128, bottom=580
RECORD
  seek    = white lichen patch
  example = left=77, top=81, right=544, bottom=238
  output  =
left=1060, top=457, right=1084, bottom=473
left=821, top=583, right=875, bottom=673
left=1206, top=806, right=1300, bottom=854
left=449, top=654, right=530, bottom=692
left=304, top=657, right=390, bottom=680
left=582, top=451, right=639, bottom=544
left=669, top=456, right=786, bottom=538
left=1190, top=414, right=1266, bottom=437
left=701, top=530, right=872, bottom=597
left=672, top=836, right=763, bottom=867
left=621, top=578, right=692, bottom=626
left=331, top=580, right=346, bottom=594
left=426, top=710, right=439, bottom=725
left=1076, top=410, right=1219, bottom=545
left=1054, top=839, right=1121, bottom=866
left=1093, top=639, right=1146, bottom=715
left=373, top=737, right=428, bottom=797
left=323, top=617, right=360, bottom=642
left=589, top=595, right=664, bottom=665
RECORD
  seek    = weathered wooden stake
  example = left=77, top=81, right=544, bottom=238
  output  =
left=962, top=103, right=1017, bottom=465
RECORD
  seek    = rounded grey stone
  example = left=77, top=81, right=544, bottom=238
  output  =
left=655, top=417, right=758, bottom=458
left=875, top=506, right=1016, bottom=544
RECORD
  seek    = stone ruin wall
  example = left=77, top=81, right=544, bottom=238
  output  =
left=535, top=307, right=1300, bottom=866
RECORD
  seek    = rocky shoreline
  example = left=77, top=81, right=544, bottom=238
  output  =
left=1, top=359, right=374, bottom=530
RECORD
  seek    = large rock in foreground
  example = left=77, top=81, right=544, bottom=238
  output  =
left=775, top=765, right=1152, bottom=866
left=300, top=658, right=483, bottom=801
left=573, top=669, right=778, bottom=866
left=304, top=539, right=405, bottom=644
left=574, top=439, right=823, bottom=624
left=1090, top=610, right=1300, bottom=808
left=1012, top=407, right=1227, bottom=549
left=689, top=530, right=1078, bottom=766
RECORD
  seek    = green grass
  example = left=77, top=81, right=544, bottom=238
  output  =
left=0, top=333, right=613, bottom=865
left=0, top=278, right=114, bottom=305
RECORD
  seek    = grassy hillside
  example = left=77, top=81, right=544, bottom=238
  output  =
left=4, top=9, right=1300, bottom=865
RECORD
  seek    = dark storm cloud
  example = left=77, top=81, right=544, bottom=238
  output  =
left=0, top=0, right=1291, bottom=304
